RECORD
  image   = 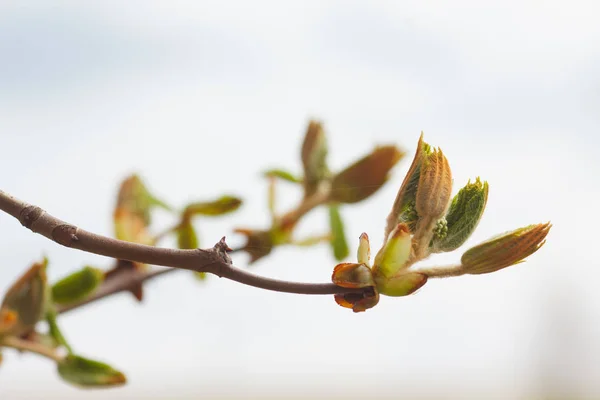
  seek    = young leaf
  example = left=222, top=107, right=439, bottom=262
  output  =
left=51, top=267, right=104, bottom=305
left=301, top=121, right=329, bottom=196
left=176, top=219, right=205, bottom=281
left=113, top=208, right=153, bottom=245
left=461, top=223, right=551, bottom=274
left=375, top=272, right=427, bottom=297
left=0, top=258, right=48, bottom=336
left=385, top=134, right=430, bottom=236
left=372, top=223, right=412, bottom=279
left=328, top=204, right=349, bottom=261
left=57, top=355, right=126, bottom=388
left=234, top=228, right=274, bottom=264
left=263, top=169, right=302, bottom=183
left=176, top=219, right=199, bottom=249
left=330, top=145, right=403, bottom=204
left=183, top=196, right=242, bottom=217
left=113, top=175, right=170, bottom=245
left=431, top=178, right=489, bottom=252
left=115, top=175, right=171, bottom=224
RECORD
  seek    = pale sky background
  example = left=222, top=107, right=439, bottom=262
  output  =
left=1, top=0, right=599, bottom=399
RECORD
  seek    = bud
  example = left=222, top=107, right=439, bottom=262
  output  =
left=415, top=147, right=452, bottom=224
left=431, top=178, right=489, bottom=253
left=301, top=121, right=329, bottom=197
left=385, top=133, right=431, bottom=236
left=334, top=290, right=379, bottom=313
left=461, top=223, right=551, bottom=274
left=57, top=355, right=127, bottom=388
left=0, top=258, right=48, bottom=336
left=372, top=223, right=412, bottom=279
left=331, top=262, right=375, bottom=288
left=331, top=261, right=378, bottom=313
left=329, top=145, right=403, bottom=204
left=51, top=266, right=105, bottom=306
left=375, top=272, right=428, bottom=297
left=357, top=233, right=370, bottom=265
left=0, top=307, right=18, bottom=335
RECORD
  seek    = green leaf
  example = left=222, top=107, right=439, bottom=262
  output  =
left=330, top=145, right=403, bottom=204
left=51, top=267, right=104, bottom=305
left=431, top=178, right=489, bottom=252
left=301, top=121, right=329, bottom=196
left=57, top=355, right=126, bottom=388
left=176, top=219, right=199, bottom=249
left=375, top=272, right=427, bottom=297
left=147, top=193, right=172, bottom=212
left=183, top=196, right=242, bottom=217
left=328, top=204, right=349, bottom=261
left=373, top=223, right=412, bottom=279
left=0, top=258, right=48, bottom=336
left=263, top=169, right=302, bottom=183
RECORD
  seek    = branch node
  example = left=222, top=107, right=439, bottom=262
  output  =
left=213, top=237, right=233, bottom=265
left=19, top=205, right=44, bottom=230
left=52, top=224, right=79, bottom=247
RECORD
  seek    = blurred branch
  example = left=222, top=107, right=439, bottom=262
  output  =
left=0, top=190, right=363, bottom=301
left=56, top=267, right=177, bottom=315
left=0, top=335, right=63, bottom=362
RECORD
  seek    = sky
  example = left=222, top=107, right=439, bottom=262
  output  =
left=0, top=0, right=599, bottom=398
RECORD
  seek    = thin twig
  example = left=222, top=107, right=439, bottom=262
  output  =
left=0, top=190, right=363, bottom=301
left=57, top=267, right=177, bottom=315
left=1, top=335, right=64, bottom=362
left=410, top=263, right=465, bottom=278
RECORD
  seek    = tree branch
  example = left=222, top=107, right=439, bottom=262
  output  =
left=56, top=267, right=177, bottom=315
left=1, top=335, right=64, bottom=362
left=0, top=190, right=363, bottom=302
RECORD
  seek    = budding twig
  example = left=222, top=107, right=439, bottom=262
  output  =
left=0, top=190, right=364, bottom=304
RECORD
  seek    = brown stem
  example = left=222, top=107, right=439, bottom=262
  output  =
left=277, top=184, right=330, bottom=230
left=0, top=190, right=363, bottom=301
left=57, top=267, right=178, bottom=315
left=1, top=335, right=64, bottom=362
